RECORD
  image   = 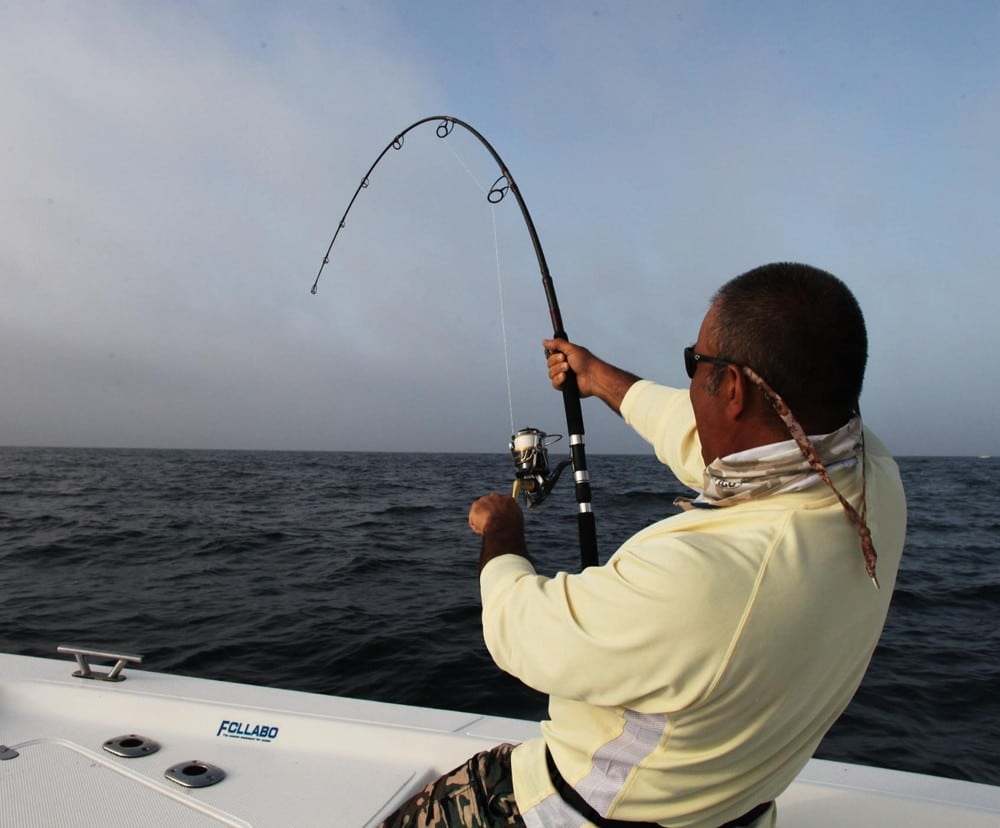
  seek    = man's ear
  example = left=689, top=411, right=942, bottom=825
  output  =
left=724, top=364, right=749, bottom=420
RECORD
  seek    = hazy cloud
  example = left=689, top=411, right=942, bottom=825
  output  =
left=2, top=2, right=998, bottom=455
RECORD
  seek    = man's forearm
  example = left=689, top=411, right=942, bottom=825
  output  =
left=591, top=361, right=641, bottom=415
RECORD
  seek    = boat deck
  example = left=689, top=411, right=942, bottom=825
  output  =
left=2, top=651, right=998, bottom=826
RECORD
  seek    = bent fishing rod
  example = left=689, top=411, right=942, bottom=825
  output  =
left=311, top=115, right=598, bottom=569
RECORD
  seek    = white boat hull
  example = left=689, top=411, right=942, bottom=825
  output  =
left=2, top=652, right=998, bottom=826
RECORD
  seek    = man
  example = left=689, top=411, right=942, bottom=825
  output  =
left=382, top=263, right=906, bottom=827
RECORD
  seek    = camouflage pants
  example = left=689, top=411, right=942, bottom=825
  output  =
left=379, top=742, right=525, bottom=828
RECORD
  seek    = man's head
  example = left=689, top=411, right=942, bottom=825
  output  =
left=689, top=263, right=868, bottom=462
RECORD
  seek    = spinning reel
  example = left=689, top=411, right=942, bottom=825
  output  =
left=509, top=427, right=572, bottom=509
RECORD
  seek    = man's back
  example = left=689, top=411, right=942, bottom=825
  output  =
left=481, top=383, right=906, bottom=826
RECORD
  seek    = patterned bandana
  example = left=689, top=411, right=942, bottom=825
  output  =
left=681, top=364, right=880, bottom=590
left=695, top=417, right=862, bottom=505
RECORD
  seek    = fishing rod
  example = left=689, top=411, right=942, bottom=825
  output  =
left=311, top=115, right=598, bottom=569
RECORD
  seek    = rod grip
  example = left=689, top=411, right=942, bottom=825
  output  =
left=560, top=369, right=598, bottom=568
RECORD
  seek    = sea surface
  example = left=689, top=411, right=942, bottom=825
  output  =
left=0, top=448, right=997, bottom=787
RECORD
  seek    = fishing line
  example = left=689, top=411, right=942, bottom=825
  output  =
left=441, top=134, right=486, bottom=191
left=440, top=137, right=517, bottom=438
left=491, top=207, right=517, bottom=439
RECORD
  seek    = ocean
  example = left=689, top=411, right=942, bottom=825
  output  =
left=0, top=447, right=996, bottom=787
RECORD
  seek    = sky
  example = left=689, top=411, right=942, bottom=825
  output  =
left=1, top=1, right=997, bottom=456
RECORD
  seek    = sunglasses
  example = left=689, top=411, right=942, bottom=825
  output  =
left=683, top=346, right=737, bottom=379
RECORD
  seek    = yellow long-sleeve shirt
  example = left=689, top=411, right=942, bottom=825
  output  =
left=480, top=381, right=906, bottom=827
